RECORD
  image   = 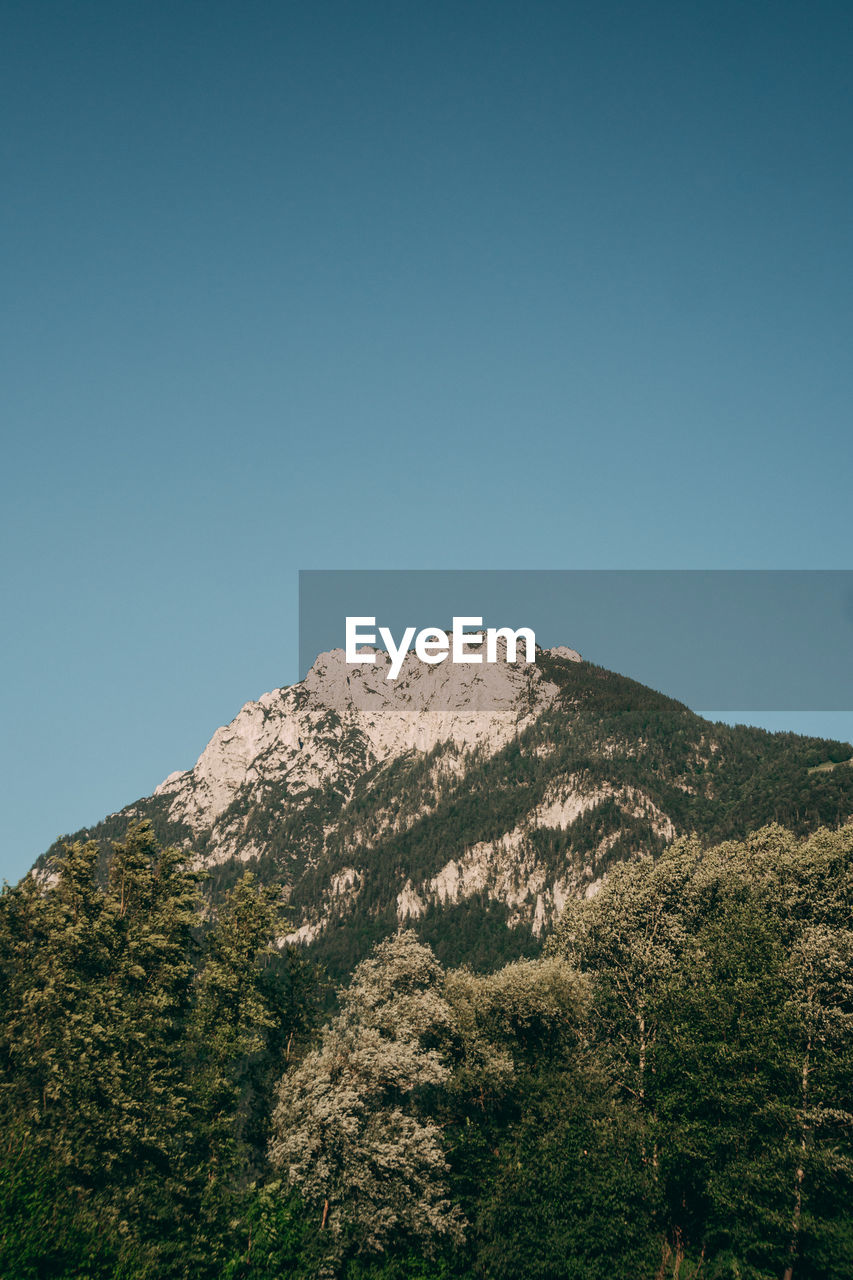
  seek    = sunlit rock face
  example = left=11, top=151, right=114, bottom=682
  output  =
left=154, top=642, right=568, bottom=852
left=143, top=642, right=641, bottom=941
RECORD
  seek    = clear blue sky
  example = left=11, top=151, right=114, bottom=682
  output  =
left=3, top=1, right=852, bottom=882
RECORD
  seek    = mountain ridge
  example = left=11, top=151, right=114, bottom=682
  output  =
left=40, top=645, right=853, bottom=978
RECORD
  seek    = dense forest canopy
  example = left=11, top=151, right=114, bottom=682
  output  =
left=3, top=819, right=852, bottom=1278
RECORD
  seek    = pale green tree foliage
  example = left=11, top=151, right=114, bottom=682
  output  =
left=768, top=825, right=853, bottom=1279
left=549, top=837, right=703, bottom=1111
left=444, top=954, right=588, bottom=1104
left=268, top=930, right=465, bottom=1269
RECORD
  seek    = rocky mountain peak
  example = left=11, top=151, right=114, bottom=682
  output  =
left=152, top=644, right=579, bottom=858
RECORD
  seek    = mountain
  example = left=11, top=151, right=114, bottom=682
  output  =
left=41, top=645, right=853, bottom=979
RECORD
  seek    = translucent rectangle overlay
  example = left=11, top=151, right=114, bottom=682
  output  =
left=298, top=570, right=853, bottom=711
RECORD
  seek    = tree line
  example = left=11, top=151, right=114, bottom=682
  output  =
left=2, top=819, right=852, bottom=1277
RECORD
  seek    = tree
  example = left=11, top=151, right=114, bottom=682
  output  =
left=187, top=871, right=315, bottom=1271
left=268, top=930, right=465, bottom=1273
left=0, top=823, right=311, bottom=1279
left=444, top=955, right=658, bottom=1279
left=549, top=837, right=702, bottom=1134
left=0, top=824, right=203, bottom=1274
left=550, top=824, right=853, bottom=1278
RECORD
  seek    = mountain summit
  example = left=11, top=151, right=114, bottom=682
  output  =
left=154, top=642, right=579, bottom=854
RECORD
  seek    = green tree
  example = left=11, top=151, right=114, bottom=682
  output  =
left=187, top=871, right=309, bottom=1271
left=550, top=824, right=853, bottom=1278
left=444, top=954, right=658, bottom=1279
left=0, top=823, right=311, bottom=1278
left=269, top=930, right=465, bottom=1275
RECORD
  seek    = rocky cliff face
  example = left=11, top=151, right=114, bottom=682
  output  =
left=153, top=642, right=577, bottom=867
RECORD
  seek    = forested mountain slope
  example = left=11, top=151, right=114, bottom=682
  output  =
left=40, top=647, right=853, bottom=979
